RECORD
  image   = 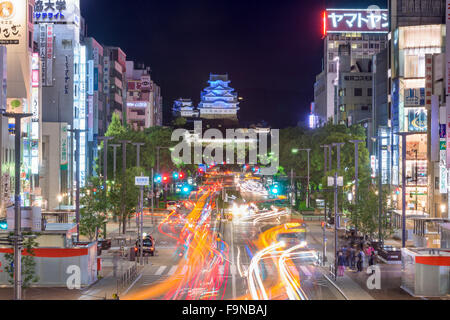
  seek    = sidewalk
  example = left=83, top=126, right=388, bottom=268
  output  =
left=305, top=220, right=418, bottom=300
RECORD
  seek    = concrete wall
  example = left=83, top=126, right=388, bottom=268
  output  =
left=0, top=245, right=97, bottom=288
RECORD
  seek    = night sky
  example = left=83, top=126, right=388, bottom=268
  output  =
left=81, top=0, right=387, bottom=128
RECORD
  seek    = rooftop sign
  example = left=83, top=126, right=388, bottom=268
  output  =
left=324, top=8, right=389, bottom=35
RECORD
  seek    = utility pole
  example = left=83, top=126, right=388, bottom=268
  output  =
left=349, top=140, right=364, bottom=236
left=372, top=136, right=385, bottom=244
left=290, top=168, right=294, bottom=210
left=98, top=136, right=114, bottom=238
left=395, top=132, right=421, bottom=248
left=320, top=145, right=329, bottom=266
left=68, top=128, right=87, bottom=243
left=332, top=142, right=345, bottom=281
left=151, top=168, right=155, bottom=225
left=119, top=140, right=131, bottom=234
left=139, top=172, right=144, bottom=266
left=110, top=144, right=121, bottom=181
left=3, top=112, right=32, bottom=300
left=133, top=143, right=145, bottom=228
left=300, top=149, right=311, bottom=208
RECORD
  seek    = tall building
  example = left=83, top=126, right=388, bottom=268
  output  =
left=173, top=98, right=197, bottom=118
left=336, top=44, right=374, bottom=128
left=198, top=74, right=239, bottom=121
left=0, top=46, right=14, bottom=217
left=2, top=0, right=41, bottom=208
left=314, top=8, right=388, bottom=126
left=125, top=61, right=163, bottom=131
left=103, top=46, right=127, bottom=128
left=34, top=0, right=87, bottom=210
left=386, top=0, right=447, bottom=218
left=83, top=37, right=104, bottom=176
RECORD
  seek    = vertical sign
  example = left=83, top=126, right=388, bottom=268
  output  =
left=431, top=96, right=440, bottom=162
left=39, top=24, right=47, bottom=85
left=446, top=0, right=450, bottom=168
left=60, top=123, right=68, bottom=170
left=46, top=24, right=54, bottom=86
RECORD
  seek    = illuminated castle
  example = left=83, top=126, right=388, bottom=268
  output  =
left=198, top=74, right=240, bottom=120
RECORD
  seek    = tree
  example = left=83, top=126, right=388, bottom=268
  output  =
left=5, top=234, right=39, bottom=296
left=79, top=177, right=109, bottom=241
left=109, top=167, right=141, bottom=234
left=172, top=117, right=187, bottom=127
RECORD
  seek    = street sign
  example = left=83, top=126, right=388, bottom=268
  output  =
left=327, top=176, right=344, bottom=187
left=135, top=176, right=150, bottom=186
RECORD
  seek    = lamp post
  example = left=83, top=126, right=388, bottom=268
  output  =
left=320, top=144, right=329, bottom=265
left=372, top=135, right=387, bottom=244
left=133, top=143, right=145, bottom=228
left=349, top=140, right=364, bottom=236
left=331, top=142, right=345, bottom=281
left=119, top=140, right=131, bottom=234
left=3, top=112, right=32, bottom=300
left=68, top=128, right=87, bottom=243
left=110, top=144, right=121, bottom=181
left=395, top=132, right=422, bottom=248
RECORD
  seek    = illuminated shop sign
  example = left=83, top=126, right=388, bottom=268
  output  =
left=0, top=0, right=25, bottom=45
left=408, top=109, right=427, bottom=132
left=404, top=88, right=425, bottom=107
left=34, top=0, right=80, bottom=25
left=127, top=101, right=148, bottom=108
left=324, top=9, right=388, bottom=34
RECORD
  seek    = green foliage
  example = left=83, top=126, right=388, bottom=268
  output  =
left=172, top=117, right=187, bottom=127
left=79, top=177, right=109, bottom=241
left=4, top=234, right=39, bottom=288
left=109, top=166, right=142, bottom=234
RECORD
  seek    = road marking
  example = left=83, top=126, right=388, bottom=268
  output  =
left=155, top=266, right=167, bottom=275
left=122, top=273, right=143, bottom=296
left=181, top=265, right=188, bottom=275
left=168, top=266, right=177, bottom=275
left=300, top=265, right=313, bottom=277
left=78, top=289, right=101, bottom=300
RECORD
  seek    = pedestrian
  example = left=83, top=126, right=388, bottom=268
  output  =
left=368, top=250, right=374, bottom=267
left=356, top=248, right=364, bottom=272
left=341, top=245, right=348, bottom=267
left=337, top=251, right=346, bottom=277
left=350, top=246, right=356, bottom=270
left=113, top=251, right=119, bottom=277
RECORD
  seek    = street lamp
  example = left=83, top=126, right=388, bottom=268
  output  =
left=2, top=112, right=32, bottom=300
left=349, top=140, right=364, bottom=236
left=371, top=135, right=388, bottom=244
left=394, top=132, right=423, bottom=248
left=110, top=144, right=121, bottom=181
left=68, top=128, right=87, bottom=243
left=119, top=140, right=131, bottom=234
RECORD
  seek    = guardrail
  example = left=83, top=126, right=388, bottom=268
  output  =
left=117, top=264, right=139, bottom=290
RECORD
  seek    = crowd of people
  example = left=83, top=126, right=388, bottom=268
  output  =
left=337, top=243, right=378, bottom=277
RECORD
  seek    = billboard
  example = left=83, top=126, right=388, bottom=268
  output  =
left=447, top=0, right=450, bottom=168
left=324, top=8, right=388, bottom=34
left=34, top=0, right=80, bottom=26
left=408, top=108, right=427, bottom=132
left=0, top=0, right=26, bottom=45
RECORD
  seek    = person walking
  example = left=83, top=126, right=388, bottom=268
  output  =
left=350, top=246, right=356, bottom=270
left=337, top=251, right=346, bottom=277
left=356, top=248, right=365, bottom=272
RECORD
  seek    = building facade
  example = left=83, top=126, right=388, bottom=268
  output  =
left=314, top=8, right=388, bottom=126
left=125, top=61, right=163, bottom=131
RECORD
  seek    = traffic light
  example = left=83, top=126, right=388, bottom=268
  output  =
left=179, top=172, right=184, bottom=179
left=271, top=187, right=279, bottom=195
left=173, top=172, right=179, bottom=180
left=154, top=175, right=162, bottom=183
left=182, top=185, right=190, bottom=194
left=162, top=175, right=169, bottom=183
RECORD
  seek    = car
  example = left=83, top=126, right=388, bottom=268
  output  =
left=167, top=201, right=178, bottom=211
left=97, top=238, right=112, bottom=250
left=134, top=236, right=155, bottom=257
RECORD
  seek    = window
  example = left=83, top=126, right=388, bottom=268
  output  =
left=339, top=89, right=346, bottom=97
left=368, top=88, right=373, bottom=96
left=339, top=104, right=346, bottom=112
left=361, top=106, right=369, bottom=111
left=354, top=88, right=363, bottom=96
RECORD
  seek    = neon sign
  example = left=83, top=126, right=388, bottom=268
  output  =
left=324, top=9, right=388, bottom=34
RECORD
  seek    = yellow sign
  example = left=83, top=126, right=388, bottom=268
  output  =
left=0, top=1, right=14, bottom=20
